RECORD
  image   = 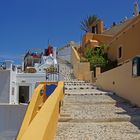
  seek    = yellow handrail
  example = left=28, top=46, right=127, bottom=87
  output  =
left=17, top=81, right=64, bottom=140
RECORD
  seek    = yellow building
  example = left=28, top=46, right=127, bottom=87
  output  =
left=82, top=14, right=140, bottom=65
left=72, top=4, right=140, bottom=107
left=107, top=15, right=140, bottom=65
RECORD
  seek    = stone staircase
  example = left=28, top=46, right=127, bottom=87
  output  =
left=55, top=58, right=140, bottom=140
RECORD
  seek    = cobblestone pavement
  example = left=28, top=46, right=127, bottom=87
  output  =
left=55, top=59, right=140, bottom=140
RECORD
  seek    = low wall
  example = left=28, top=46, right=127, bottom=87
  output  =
left=96, top=61, right=140, bottom=107
left=71, top=47, right=93, bottom=82
left=0, top=104, right=27, bottom=139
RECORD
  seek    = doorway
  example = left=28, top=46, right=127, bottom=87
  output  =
left=19, top=86, right=29, bottom=103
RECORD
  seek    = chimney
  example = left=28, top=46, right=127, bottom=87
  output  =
left=97, top=20, right=104, bottom=34
left=134, top=2, right=139, bottom=16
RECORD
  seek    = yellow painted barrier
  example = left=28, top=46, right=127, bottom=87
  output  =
left=17, top=81, right=64, bottom=140
left=71, top=47, right=93, bottom=82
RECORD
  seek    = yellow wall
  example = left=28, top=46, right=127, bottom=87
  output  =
left=82, top=32, right=113, bottom=50
left=97, top=20, right=104, bottom=34
left=71, top=47, right=93, bottom=82
left=96, top=61, right=140, bottom=107
left=93, top=34, right=113, bottom=44
left=95, top=67, right=101, bottom=77
left=85, top=40, right=99, bottom=50
left=108, top=15, right=140, bottom=64
left=17, top=81, right=64, bottom=140
left=82, top=32, right=94, bottom=47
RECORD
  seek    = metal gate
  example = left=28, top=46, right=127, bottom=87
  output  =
left=45, top=65, right=59, bottom=81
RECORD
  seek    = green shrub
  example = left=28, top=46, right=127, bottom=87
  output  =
left=84, top=44, right=117, bottom=71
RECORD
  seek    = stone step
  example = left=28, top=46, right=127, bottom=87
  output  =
left=57, top=59, right=140, bottom=140
left=60, top=103, right=140, bottom=122
left=65, top=91, right=112, bottom=94
left=65, top=81, right=89, bottom=83
left=63, top=94, right=125, bottom=104
left=65, top=82, right=93, bottom=84
left=59, top=117, right=140, bottom=123
left=55, top=122, right=140, bottom=140
left=64, top=86, right=96, bottom=90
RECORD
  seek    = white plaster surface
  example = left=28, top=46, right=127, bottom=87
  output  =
left=0, top=70, right=10, bottom=103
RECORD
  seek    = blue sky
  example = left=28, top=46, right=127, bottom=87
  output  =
left=0, top=0, right=139, bottom=64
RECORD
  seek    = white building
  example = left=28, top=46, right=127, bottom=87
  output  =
left=0, top=47, right=58, bottom=104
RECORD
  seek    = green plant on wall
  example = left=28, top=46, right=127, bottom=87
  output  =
left=89, top=55, right=107, bottom=68
left=85, top=47, right=94, bottom=59
left=85, top=44, right=109, bottom=70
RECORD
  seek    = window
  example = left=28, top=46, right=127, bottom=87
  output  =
left=92, top=26, right=97, bottom=34
left=118, top=47, right=122, bottom=58
left=92, top=26, right=96, bottom=34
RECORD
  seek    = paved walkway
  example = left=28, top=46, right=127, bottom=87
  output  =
left=55, top=59, right=140, bottom=140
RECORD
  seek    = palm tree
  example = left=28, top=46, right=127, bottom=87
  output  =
left=80, top=15, right=99, bottom=32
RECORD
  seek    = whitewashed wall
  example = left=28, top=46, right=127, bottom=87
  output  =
left=16, top=73, right=46, bottom=103
left=9, top=69, right=17, bottom=104
left=0, top=70, right=10, bottom=103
